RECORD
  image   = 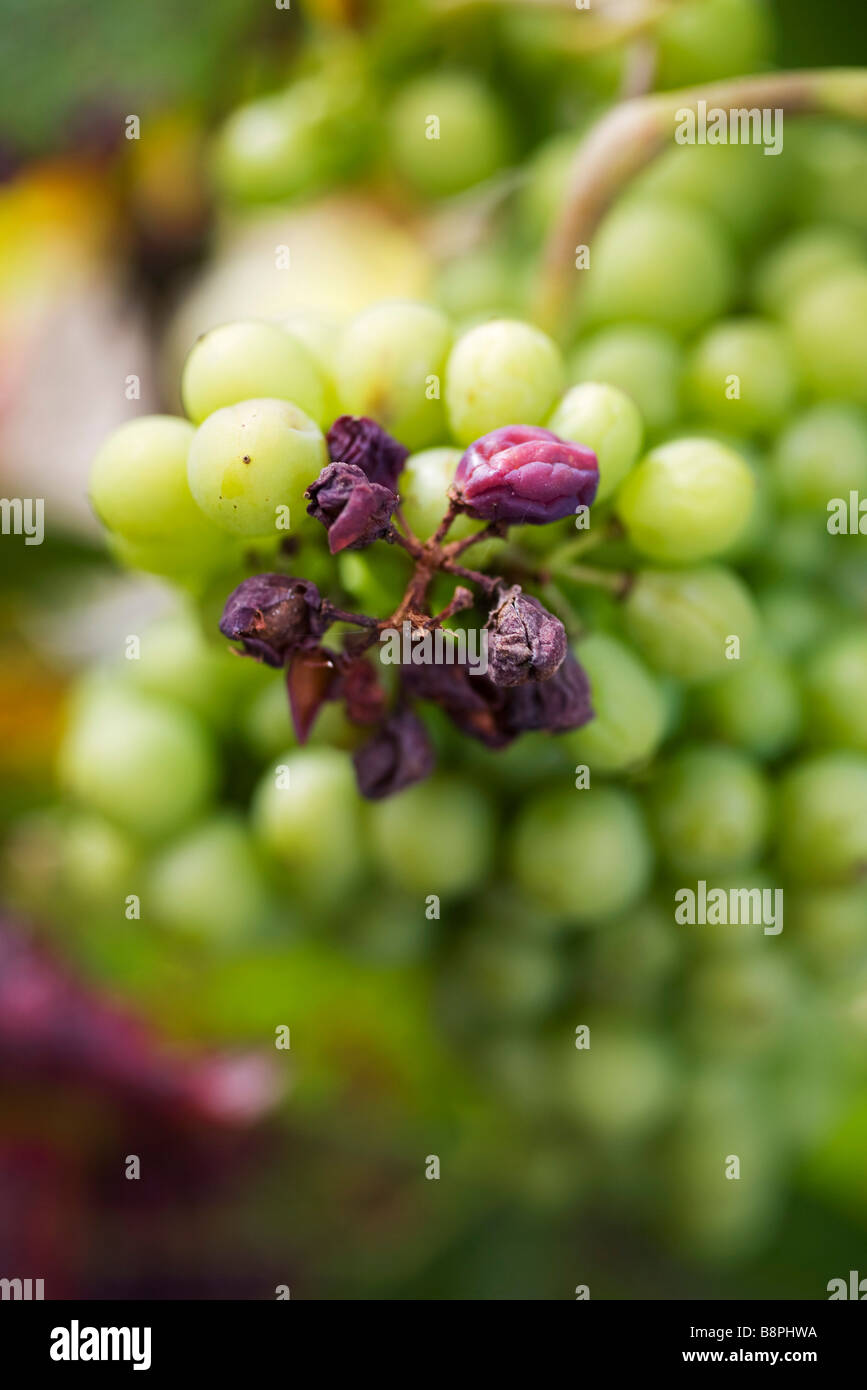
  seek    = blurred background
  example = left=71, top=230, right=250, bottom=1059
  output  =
left=2, top=0, right=867, bottom=1299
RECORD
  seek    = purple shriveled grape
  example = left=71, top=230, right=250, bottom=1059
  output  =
left=502, top=650, right=593, bottom=735
left=220, top=574, right=326, bottom=667
left=306, top=461, right=397, bottom=553
left=451, top=425, right=599, bottom=524
left=326, top=415, right=409, bottom=492
left=485, top=585, right=567, bottom=686
left=353, top=708, right=435, bottom=800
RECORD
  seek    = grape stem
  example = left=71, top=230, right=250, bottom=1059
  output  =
left=534, top=67, right=867, bottom=336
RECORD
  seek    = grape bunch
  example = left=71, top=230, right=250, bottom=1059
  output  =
left=44, top=120, right=864, bottom=1271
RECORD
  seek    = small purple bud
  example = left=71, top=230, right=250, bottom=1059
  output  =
left=353, top=709, right=435, bottom=800
left=220, top=574, right=326, bottom=667
left=306, top=461, right=397, bottom=554
left=502, top=650, right=593, bottom=736
left=451, top=425, right=599, bottom=524
left=485, top=585, right=567, bottom=686
left=326, top=415, right=408, bottom=491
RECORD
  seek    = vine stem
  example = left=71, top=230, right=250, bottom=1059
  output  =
left=534, top=67, right=867, bottom=339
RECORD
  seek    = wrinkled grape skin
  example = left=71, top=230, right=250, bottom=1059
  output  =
left=616, top=437, right=755, bottom=563
left=566, top=633, right=667, bottom=774
left=187, top=398, right=326, bottom=538
left=335, top=301, right=452, bottom=451
left=777, top=754, right=867, bottom=885
left=649, top=745, right=771, bottom=877
left=548, top=381, right=643, bottom=503
left=181, top=321, right=328, bottom=428
left=511, top=786, right=653, bottom=922
left=445, top=319, right=564, bottom=446
left=625, top=565, right=760, bottom=682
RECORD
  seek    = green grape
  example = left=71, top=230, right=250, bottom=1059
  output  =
left=106, top=532, right=232, bottom=590
left=805, top=630, right=867, bottom=751
left=616, top=437, right=755, bottom=563
left=367, top=775, right=494, bottom=899
left=585, top=901, right=681, bottom=1008
left=569, top=325, right=683, bottom=435
left=240, top=675, right=356, bottom=762
left=635, top=141, right=789, bottom=248
left=59, top=686, right=216, bottom=841
left=281, top=308, right=340, bottom=421
left=698, top=649, right=802, bottom=759
left=649, top=745, right=771, bottom=876
left=785, top=267, right=867, bottom=405
left=757, top=582, right=840, bottom=658
left=440, top=930, right=560, bottom=1027
left=398, top=446, right=503, bottom=565
left=516, top=130, right=584, bottom=245
left=548, top=381, right=643, bottom=503
left=435, top=247, right=525, bottom=322
left=683, top=319, right=797, bottom=436
left=60, top=813, right=139, bottom=911
left=753, top=225, right=865, bottom=318
left=582, top=199, right=736, bottom=338
left=791, top=884, right=867, bottom=977
left=566, top=632, right=667, bottom=775
left=511, top=786, right=653, bottom=923
left=445, top=318, right=564, bottom=446
left=122, top=609, right=259, bottom=728
left=338, top=893, right=437, bottom=965
left=791, top=121, right=867, bottom=236
left=624, top=565, right=760, bottom=682
left=148, top=814, right=269, bottom=945
left=777, top=753, right=867, bottom=885
left=386, top=71, right=510, bottom=199
left=252, top=747, right=362, bottom=900
left=181, top=320, right=328, bottom=428
left=187, top=398, right=326, bottom=538
left=334, top=300, right=451, bottom=450
left=686, top=953, right=799, bottom=1058
left=771, top=403, right=867, bottom=513
left=715, top=454, right=774, bottom=563
left=559, top=1024, right=676, bottom=1140
left=654, top=0, right=772, bottom=87
left=337, top=547, right=408, bottom=617
left=90, top=415, right=227, bottom=558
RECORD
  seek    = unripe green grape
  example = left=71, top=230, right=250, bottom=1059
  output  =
left=635, top=141, right=789, bottom=249
left=757, top=582, right=839, bottom=658
left=698, top=649, right=802, bottom=759
left=252, top=747, right=362, bottom=899
left=240, top=675, right=356, bottom=763
left=511, top=786, right=653, bottom=923
left=752, top=225, right=865, bottom=318
left=548, top=381, right=643, bottom=503
left=649, top=745, right=771, bottom=876
left=367, top=775, right=494, bottom=899
left=339, top=893, right=437, bottom=966
left=559, top=1025, right=676, bottom=1140
left=435, top=247, right=525, bottom=322
left=791, top=884, right=867, bottom=977
left=771, top=403, right=867, bottom=513
left=337, top=547, right=408, bottom=618
left=440, top=931, right=560, bottom=1027
left=445, top=318, right=563, bottom=446
left=684, top=319, right=797, bottom=437
left=777, top=753, right=867, bottom=885
left=616, top=438, right=755, bottom=563
left=654, top=0, right=772, bottom=87
left=585, top=902, right=681, bottom=1008
left=181, top=320, right=328, bottom=428
left=398, top=447, right=503, bottom=566
left=106, top=532, right=232, bottom=590
left=187, top=398, right=326, bottom=538
left=387, top=71, right=510, bottom=199
left=566, top=632, right=667, bottom=775
left=90, top=415, right=226, bottom=557
left=281, top=309, right=340, bottom=420
left=785, top=267, right=867, bottom=405
left=759, top=512, right=836, bottom=580
left=334, top=300, right=451, bottom=449
left=624, top=565, right=760, bottom=682
left=60, top=813, right=139, bottom=911
left=148, top=813, right=269, bottom=945
left=59, top=687, right=216, bottom=841
left=687, top=953, right=799, bottom=1058
left=122, top=609, right=259, bottom=728
left=569, top=326, right=683, bottom=435
left=791, top=121, right=867, bottom=236
left=805, top=630, right=867, bottom=752
left=582, top=200, right=736, bottom=338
